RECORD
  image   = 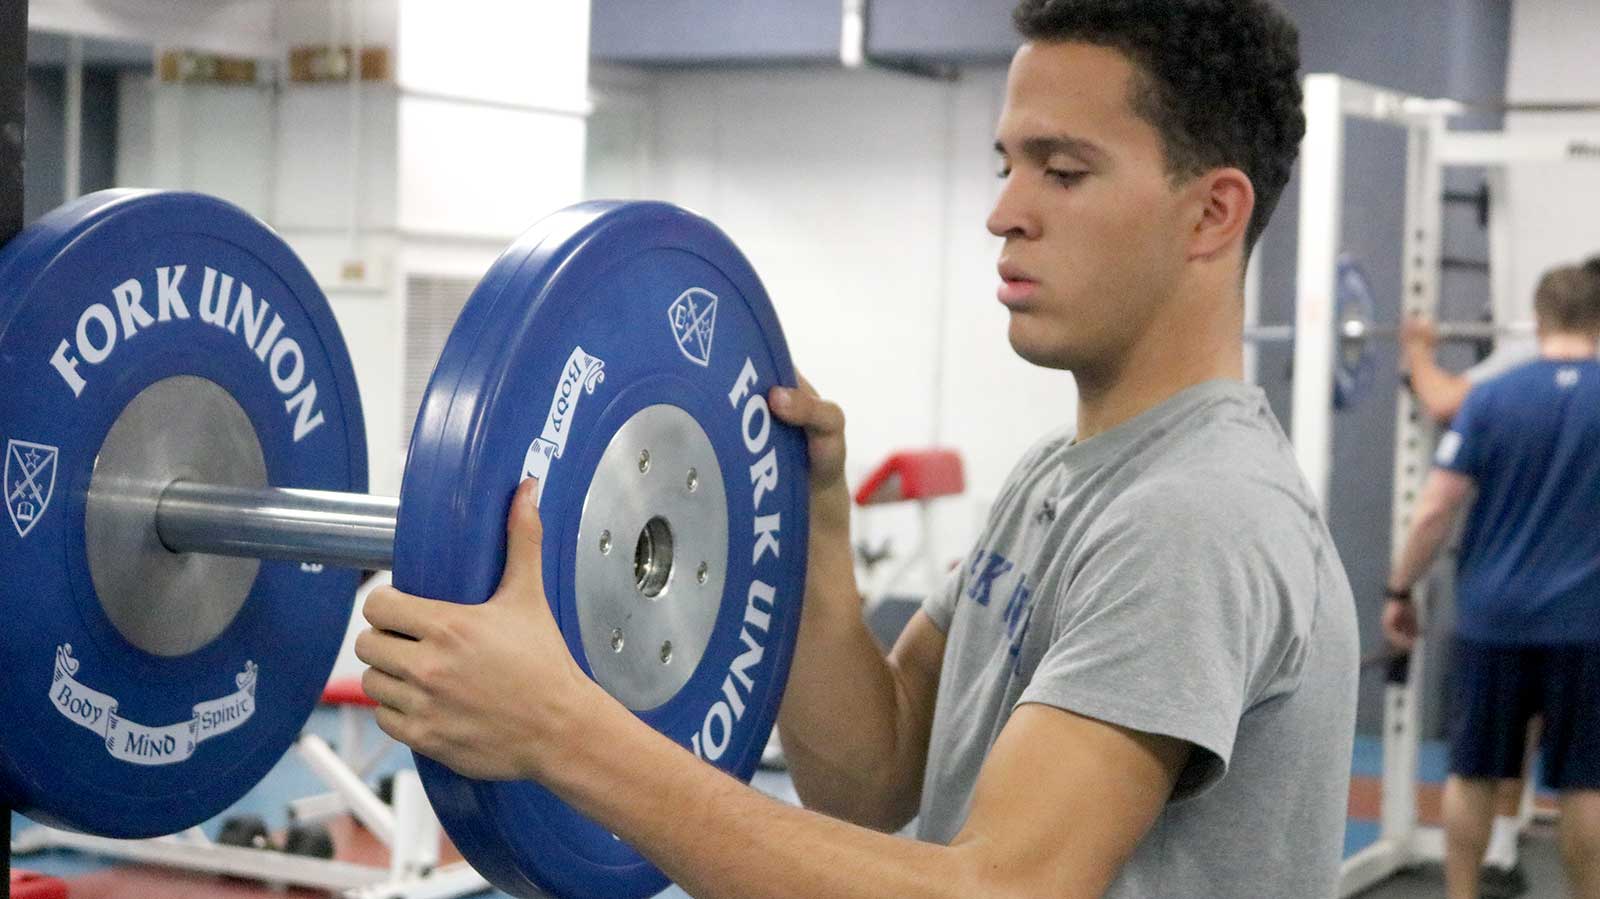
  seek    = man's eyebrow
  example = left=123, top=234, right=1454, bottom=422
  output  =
left=993, top=135, right=1108, bottom=165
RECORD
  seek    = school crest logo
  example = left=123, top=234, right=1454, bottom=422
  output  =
left=6, top=440, right=59, bottom=539
left=669, top=288, right=718, bottom=368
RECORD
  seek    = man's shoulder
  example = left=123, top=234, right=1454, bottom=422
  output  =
left=1139, top=415, right=1315, bottom=520
left=1105, top=463, right=1313, bottom=540
left=996, top=423, right=1077, bottom=490
left=1465, top=359, right=1590, bottom=418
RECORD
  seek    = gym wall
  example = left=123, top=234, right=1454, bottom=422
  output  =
left=98, top=0, right=593, bottom=497
left=1504, top=0, right=1600, bottom=320
left=22, top=66, right=119, bottom=223
left=587, top=63, right=1050, bottom=599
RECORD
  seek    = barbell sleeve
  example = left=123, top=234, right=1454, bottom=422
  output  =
left=155, top=481, right=399, bottom=571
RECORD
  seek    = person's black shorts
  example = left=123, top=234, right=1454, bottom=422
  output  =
left=1448, top=638, right=1600, bottom=791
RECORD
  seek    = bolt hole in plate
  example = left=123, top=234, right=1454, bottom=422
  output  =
left=0, top=191, right=366, bottom=837
left=392, top=202, right=808, bottom=899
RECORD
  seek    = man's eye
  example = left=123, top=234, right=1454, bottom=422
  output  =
left=1047, top=169, right=1088, bottom=185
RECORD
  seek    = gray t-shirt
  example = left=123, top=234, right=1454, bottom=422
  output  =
left=917, top=380, right=1358, bottom=898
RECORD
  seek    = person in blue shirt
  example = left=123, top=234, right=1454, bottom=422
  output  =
left=1386, top=261, right=1600, bottom=899
left=1396, top=256, right=1600, bottom=896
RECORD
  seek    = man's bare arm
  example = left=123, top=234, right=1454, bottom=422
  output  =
left=769, top=380, right=946, bottom=829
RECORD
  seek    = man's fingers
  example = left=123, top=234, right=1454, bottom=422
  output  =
left=497, top=478, right=546, bottom=597
left=354, top=626, right=422, bottom=678
left=361, top=664, right=424, bottom=714
left=364, top=587, right=439, bottom=640
left=771, top=383, right=845, bottom=436
left=373, top=703, right=415, bottom=747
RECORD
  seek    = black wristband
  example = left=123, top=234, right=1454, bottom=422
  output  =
left=1386, top=588, right=1413, bottom=602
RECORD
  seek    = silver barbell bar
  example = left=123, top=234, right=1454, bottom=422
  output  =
left=1244, top=319, right=1538, bottom=345
left=156, top=482, right=400, bottom=571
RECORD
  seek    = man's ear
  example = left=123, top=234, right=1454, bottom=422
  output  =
left=1188, top=167, right=1255, bottom=262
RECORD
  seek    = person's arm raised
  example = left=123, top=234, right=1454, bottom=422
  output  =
left=768, top=378, right=946, bottom=831
left=1401, top=316, right=1470, bottom=425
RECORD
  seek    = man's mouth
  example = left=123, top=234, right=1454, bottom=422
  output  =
left=997, top=262, right=1039, bottom=307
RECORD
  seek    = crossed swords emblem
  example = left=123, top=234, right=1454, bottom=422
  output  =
left=669, top=288, right=718, bottom=368
left=6, top=440, right=59, bottom=538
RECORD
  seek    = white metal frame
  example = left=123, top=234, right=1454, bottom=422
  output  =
left=11, top=717, right=492, bottom=899
left=1285, top=74, right=1600, bottom=898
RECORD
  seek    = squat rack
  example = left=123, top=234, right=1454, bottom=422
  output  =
left=1271, top=73, right=1600, bottom=898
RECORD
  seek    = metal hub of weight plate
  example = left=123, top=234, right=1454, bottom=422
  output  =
left=0, top=190, right=367, bottom=837
left=393, top=201, right=809, bottom=899
left=1333, top=253, right=1378, bottom=411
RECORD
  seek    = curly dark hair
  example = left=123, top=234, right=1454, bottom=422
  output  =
left=1013, top=0, right=1305, bottom=251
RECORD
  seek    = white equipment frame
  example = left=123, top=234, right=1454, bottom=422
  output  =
left=10, top=710, right=490, bottom=899
left=1282, top=73, right=1600, bottom=897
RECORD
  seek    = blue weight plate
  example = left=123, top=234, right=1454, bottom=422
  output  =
left=394, top=201, right=809, bottom=899
left=1333, top=254, right=1378, bottom=411
left=0, top=191, right=367, bottom=836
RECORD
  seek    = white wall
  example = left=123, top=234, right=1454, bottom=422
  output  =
left=113, top=0, right=592, bottom=497
left=29, top=0, right=280, bottom=58
left=590, top=65, right=1076, bottom=591
left=1504, top=1, right=1600, bottom=318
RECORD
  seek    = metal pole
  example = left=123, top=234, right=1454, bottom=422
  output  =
left=2, top=2, right=25, bottom=894
left=62, top=35, right=81, bottom=202
left=1, top=0, right=26, bottom=247
left=1291, top=74, right=1345, bottom=510
left=155, top=482, right=399, bottom=570
left=1243, top=324, right=1296, bottom=343
left=1243, top=319, right=1536, bottom=345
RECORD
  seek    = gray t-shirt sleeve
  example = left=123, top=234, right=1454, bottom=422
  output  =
left=1017, top=479, right=1295, bottom=800
left=921, top=564, right=964, bottom=633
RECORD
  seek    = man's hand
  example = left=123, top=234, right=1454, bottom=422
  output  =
left=770, top=374, right=851, bottom=532
left=1382, top=598, right=1420, bottom=652
left=355, top=478, right=603, bottom=781
left=1399, top=316, right=1438, bottom=372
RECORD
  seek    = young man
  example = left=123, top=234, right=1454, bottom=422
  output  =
left=1385, top=263, right=1600, bottom=899
left=356, top=1, right=1360, bottom=895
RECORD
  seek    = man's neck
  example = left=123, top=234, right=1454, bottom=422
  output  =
left=1539, top=332, right=1599, bottom=360
left=1074, top=284, right=1245, bottom=442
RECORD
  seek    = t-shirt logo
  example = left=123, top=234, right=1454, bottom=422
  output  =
left=1436, top=431, right=1463, bottom=467
left=965, top=549, right=1038, bottom=672
left=1556, top=367, right=1581, bottom=389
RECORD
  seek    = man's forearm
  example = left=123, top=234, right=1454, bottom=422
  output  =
left=1390, top=507, right=1453, bottom=592
left=542, top=696, right=986, bottom=899
left=1405, top=349, right=1470, bottom=425
left=777, top=518, right=924, bottom=828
